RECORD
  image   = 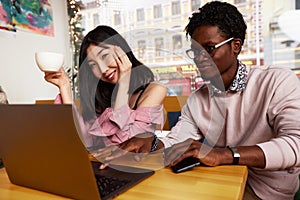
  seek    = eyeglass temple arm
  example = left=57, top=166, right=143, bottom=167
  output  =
left=215, top=37, right=234, bottom=48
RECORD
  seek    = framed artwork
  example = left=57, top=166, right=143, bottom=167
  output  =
left=0, top=0, right=54, bottom=36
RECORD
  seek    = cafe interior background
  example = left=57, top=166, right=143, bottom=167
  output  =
left=0, top=0, right=300, bottom=104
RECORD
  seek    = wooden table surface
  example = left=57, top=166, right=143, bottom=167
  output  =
left=0, top=162, right=247, bottom=200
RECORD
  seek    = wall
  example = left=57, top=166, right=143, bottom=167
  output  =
left=0, top=1, right=71, bottom=103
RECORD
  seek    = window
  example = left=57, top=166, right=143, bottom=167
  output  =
left=154, top=4, right=163, bottom=18
left=191, top=0, right=201, bottom=11
left=172, top=1, right=181, bottom=15
left=93, top=13, right=100, bottom=27
left=234, top=0, right=246, bottom=3
left=137, top=8, right=145, bottom=22
left=296, top=0, right=300, bottom=9
left=81, top=16, right=86, bottom=30
left=295, top=44, right=300, bottom=68
left=114, top=11, right=121, bottom=25
left=137, top=40, right=146, bottom=59
left=86, top=1, right=98, bottom=9
left=172, top=35, right=182, bottom=50
left=77, top=0, right=300, bottom=97
left=155, top=38, right=164, bottom=57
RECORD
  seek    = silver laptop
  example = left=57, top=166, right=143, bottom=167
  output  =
left=0, top=104, right=154, bottom=200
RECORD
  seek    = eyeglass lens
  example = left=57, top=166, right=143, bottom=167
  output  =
left=187, top=37, right=234, bottom=59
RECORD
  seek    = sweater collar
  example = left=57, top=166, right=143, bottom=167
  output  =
left=198, top=60, right=248, bottom=95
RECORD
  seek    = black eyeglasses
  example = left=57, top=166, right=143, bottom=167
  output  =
left=186, top=37, right=234, bottom=59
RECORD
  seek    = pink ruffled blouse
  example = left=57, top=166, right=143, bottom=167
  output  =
left=54, top=95, right=164, bottom=149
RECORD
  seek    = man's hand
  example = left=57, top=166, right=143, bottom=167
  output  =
left=165, top=138, right=228, bottom=167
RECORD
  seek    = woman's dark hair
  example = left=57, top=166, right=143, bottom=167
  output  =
left=185, top=1, right=247, bottom=44
left=78, top=25, right=154, bottom=121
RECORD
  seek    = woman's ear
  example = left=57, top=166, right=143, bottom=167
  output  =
left=232, top=38, right=242, bottom=55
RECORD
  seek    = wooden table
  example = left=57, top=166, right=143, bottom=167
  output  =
left=0, top=163, right=247, bottom=200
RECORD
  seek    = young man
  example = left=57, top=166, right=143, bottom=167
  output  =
left=99, top=2, right=300, bottom=199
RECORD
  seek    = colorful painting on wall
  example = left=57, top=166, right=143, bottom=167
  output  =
left=0, top=0, right=54, bottom=36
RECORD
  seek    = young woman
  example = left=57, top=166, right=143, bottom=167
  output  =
left=44, top=25, right=166, bottom=150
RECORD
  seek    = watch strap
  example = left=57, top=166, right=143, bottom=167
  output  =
left=150, top=133, right=158, bottom=152
left=227, top=146, right=240, bottom=165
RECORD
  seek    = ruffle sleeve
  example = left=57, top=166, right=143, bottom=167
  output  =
left=88, top=104, right=164, bottom=145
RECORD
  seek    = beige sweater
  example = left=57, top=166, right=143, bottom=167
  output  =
left=161, top=65, right=300, bottom=199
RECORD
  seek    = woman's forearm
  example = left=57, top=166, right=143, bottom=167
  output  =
left=114, top=73, right=130, bottom=110
left=59, top=84, right=73, bottom=104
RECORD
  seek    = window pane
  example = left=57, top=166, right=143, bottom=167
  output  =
left=296, top=0, right=300, bottom=9
left=234, top=0, right=246, bottom=3
left=114, top=11, right=121, bottom=25
left=93, top=13, right=99, bottom=27
left=155, top=38, right=164, bottom=57
left=191, top=0, right=201, bottom=11
left=138, top=40, right=146, bottom=59
left=173, top=35, right=182, bottom=50
left=172, top=1, right=181, bottom=15
left=137, top=8, right=145, bottom=21
left=154, top=4, right=162, bottom=18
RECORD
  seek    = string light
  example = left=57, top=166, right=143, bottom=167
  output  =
left=67, top=0, right=84, bottom=97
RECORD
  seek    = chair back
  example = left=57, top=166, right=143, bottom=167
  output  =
left=162, top=96, right=188, bottom=130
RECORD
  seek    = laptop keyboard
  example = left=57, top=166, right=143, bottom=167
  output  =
left=95, top=174, right=131, bottom=198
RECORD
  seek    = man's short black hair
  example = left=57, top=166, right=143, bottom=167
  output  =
left=185, top=1, right=247, bottom=45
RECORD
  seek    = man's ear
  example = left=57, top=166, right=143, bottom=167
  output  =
left=232, top=39, right=242, bottom=54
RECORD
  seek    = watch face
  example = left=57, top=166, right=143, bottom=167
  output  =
left=232, top=149, right=240, bottom=158
left=234, top=152, right=240, bottom=158
left=228, top=147, right=240, bottom=165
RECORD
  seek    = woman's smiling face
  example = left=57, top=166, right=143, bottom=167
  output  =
left=86, top=44, right=120, bottom=84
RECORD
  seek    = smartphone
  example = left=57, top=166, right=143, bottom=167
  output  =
left=170, top=157, right=201, bottom=173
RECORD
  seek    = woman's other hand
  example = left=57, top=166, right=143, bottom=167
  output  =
left=113, top=46, right=132, bottom=82
left=97, top=133, right=161, bottom=169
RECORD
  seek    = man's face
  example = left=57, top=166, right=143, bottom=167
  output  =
left=191, top=25, right=236, bottom=84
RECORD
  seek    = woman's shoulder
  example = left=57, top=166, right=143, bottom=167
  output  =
left=148, top=81, right=167, bottom=89
left=135, top=81, right=167, bottom=107
left=146, top=81, right=167, bottom=95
